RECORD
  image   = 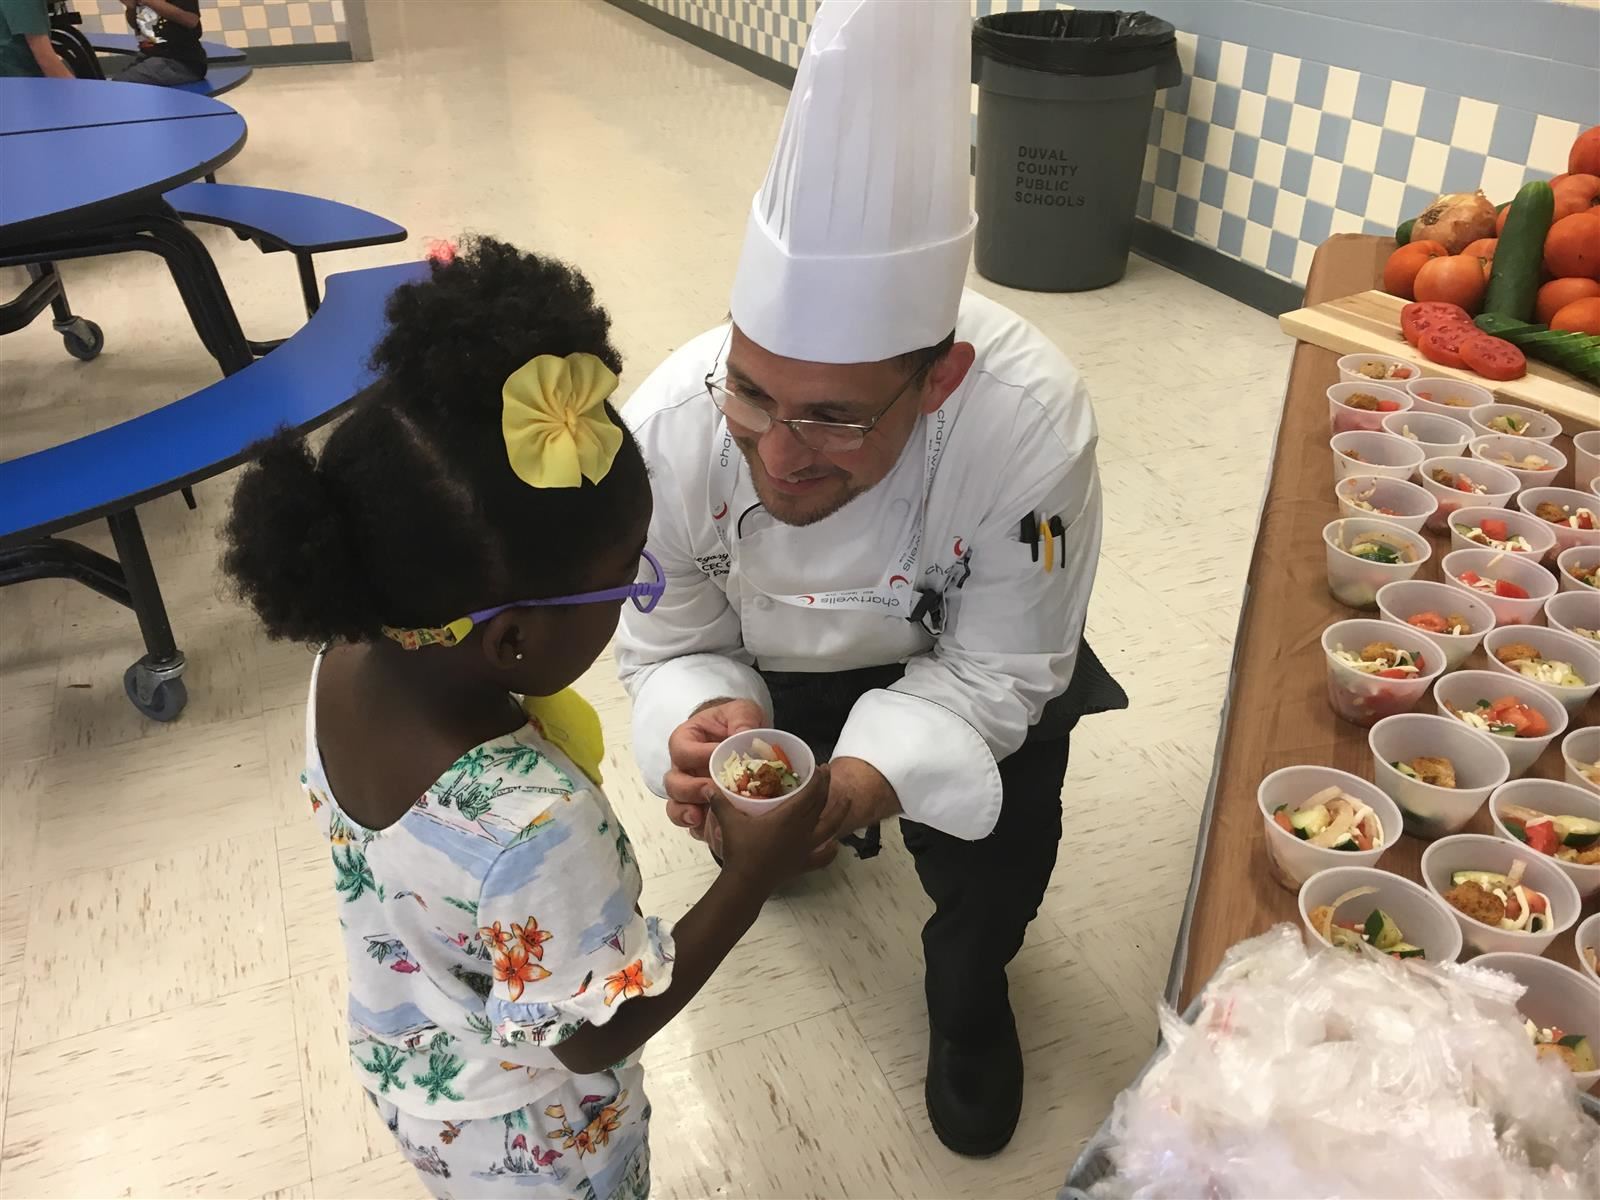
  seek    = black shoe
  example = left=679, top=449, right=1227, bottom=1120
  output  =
left=925, top=1016, right=1023, bottom=1158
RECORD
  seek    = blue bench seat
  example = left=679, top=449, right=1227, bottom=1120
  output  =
left=175, top=64, right=251, bottom=98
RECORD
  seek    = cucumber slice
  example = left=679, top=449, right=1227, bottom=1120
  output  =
left=1389, top=943, right=1426, bottom=959
left=1559, top=1035, right=1598, bottom=1072
left=1474, top=313, right=1544, bottom=340
left=1554, top=814, right=1600, bottom=849
left=1290, top=805, right=1330, bottom=837
left=1364, top=908, right=1403, bottom=951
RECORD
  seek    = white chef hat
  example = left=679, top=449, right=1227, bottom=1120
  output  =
left=729, top=0, right=977, bottom=365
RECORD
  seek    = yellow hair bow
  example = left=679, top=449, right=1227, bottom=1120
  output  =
left=502, top=353, right=624, bottom=489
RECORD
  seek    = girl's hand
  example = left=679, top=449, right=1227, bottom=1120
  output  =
left=709, top=764, right=832, bottom=892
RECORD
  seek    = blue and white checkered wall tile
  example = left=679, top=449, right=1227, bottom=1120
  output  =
left=78, top=0, right=347, bottom=49
left=630, top=0, right=1594, bottom=287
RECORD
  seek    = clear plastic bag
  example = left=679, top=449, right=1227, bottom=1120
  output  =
left=1085, top=925, right=1600, bottom=1199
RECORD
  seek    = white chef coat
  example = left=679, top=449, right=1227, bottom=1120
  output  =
left=614, top=290, right=1103, bottom=841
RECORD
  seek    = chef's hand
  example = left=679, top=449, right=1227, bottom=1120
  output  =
left=810, top=756, right=901, bottom=849
left=663, top=698, right=767, bottom=838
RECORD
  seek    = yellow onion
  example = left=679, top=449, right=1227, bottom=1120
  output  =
left=1410, top=190, right=1498, bottom=252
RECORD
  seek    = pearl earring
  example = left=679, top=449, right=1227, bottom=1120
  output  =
left=515, top=652, right=524, bottom=661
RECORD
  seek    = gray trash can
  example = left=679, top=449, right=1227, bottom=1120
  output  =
left=973, top=10, right=1183, bottom=292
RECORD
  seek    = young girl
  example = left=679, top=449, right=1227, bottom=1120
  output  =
left=222, top=238, right=827, bottom=1199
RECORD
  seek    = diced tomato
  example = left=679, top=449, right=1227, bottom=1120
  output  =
left=1494, top=578, right=1530, bottom=599
left=771, top=744, right=793, bottom=771
left=1527, top=890, right=1548, bottom=914
left=1377, top=399, right=1402, bottom=412
left=1273, top=810, right=1294, bottom=834
left=1507, top=893, right=1522, bottom=921
left=1408, top=612, right=1449, bottom=633
left=1524, top=820, right=1562, bottom=856
left=1354, top=828, right=1373, bottom=851
left=1480, top=518, right=1509, bottom=542
left=1459, top=571, right=1482, bottom=586
left=1415, top=391, right=1433, bottom=400
left=1578, top=510, right=1597, bottom=531
left=1376, top=667, right=1409, bottom=678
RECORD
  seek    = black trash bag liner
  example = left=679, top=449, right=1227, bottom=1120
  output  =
left=973, top=9, right=1180, bottom=78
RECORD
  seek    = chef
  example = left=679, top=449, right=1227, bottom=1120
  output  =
left=615, top=0, right=1125, bottom=1158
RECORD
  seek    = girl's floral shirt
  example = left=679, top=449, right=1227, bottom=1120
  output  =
left=304, top=657, right=675, bottom=1120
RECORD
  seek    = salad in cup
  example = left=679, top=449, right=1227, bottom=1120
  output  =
left=718, top=736, right=802, bottom=799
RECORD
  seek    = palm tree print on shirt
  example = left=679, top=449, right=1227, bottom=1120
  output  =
left=413, top=1048, right=467, bottom=1104
left=361, top=1044, right=408, bottom=1094
left=332, top=844, right=377, bottom=902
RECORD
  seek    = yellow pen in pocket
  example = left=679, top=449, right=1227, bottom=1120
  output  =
left=1040, top=518, right=1054, bottom=573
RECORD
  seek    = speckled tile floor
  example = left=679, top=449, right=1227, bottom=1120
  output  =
left=0, top=2, right=1289, bottom=1196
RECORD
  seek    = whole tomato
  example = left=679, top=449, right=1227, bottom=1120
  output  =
left=1382, top=240, right=1449, bottom=300
left=1413, top=254, right=1489, bottom=313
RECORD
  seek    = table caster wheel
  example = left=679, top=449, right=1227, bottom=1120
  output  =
left=123, top=662, right=187, bottom=722
left=61, top=318, right=105, bottom=362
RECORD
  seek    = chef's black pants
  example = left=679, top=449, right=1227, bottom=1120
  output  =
left=761, top=665, right=1074, bottom=1042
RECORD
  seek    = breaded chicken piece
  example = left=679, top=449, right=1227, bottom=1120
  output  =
left=1409, top=756, right=1456, bottom=788
left=1569, top=844, right=1600, bottom=866
left=1534, top=501, right=1567, bottom=524
left=1444, top=880, right=1505, bottom=926
left=1494, top=643, right=1539, bottom=666
left=1358, top=641, right=1402, bottom=666
left=1536, top=1042, right=1580, bottom=1070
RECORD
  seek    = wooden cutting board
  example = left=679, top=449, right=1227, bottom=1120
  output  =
left=1279, top=288, right=1600, bottom=432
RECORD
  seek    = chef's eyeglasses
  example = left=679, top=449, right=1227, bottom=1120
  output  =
left=705, top=351, right=929, bottom=454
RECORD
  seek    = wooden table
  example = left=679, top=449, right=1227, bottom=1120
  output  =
left=1170, top=234, right=1600, bottom=1008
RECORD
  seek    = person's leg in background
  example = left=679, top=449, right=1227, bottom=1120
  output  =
left=110, top=55, right=200, bottom=86
left=900, top=726, right=1073, bottom=1157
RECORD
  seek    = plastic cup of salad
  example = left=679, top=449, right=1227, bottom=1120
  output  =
left=1488, top=779, right=1600, bottom=900
left=1380, top=409, right=1471, bottom=461
left=1327, top=381, right=1412, bottom=436
left=1404, top=376, right=1494, bottom=419
left=1482, top=625, right=1600, bottom=715
left=1334, top=475, right=1437, bottom=532
left=1467, top=403, right=1561, bottom=445
left=1369, top=713, right=1510, bottom=839
left=1321, top=618, right=1443, bottom=725
left=1468, top=434, right=1566, bottom=492
left=1331, top=431, right=1424, bottom=485
left=1556, top=546, right=1600, bottom=593
left=1546, top=592, right=1600, bottom=648
left=1419, top=832, right=1581, bottom=957
left=1375, top=580, right=1494, bottom=672
left=709, top=728, right=816, bottom=815
left=1432, top=670, right=1568, bottom=779
left=1323, top=519, right=1431, bottom=611
left=1258, top=766, right=1400, bottom=891
left=1337, top=352, right=1419, bottom=387
left=1469, top=952, right=1600, bottom=1088
left=1516, top=487, right=1600, bottom=558
left=1418, top=457, right=1519, bottom=532
left=1297, top=865, right=1462, bottom=963
left=1561, top=727, right=1600, bottom=796
left=1440, top=548, right=1556, bottom=626
left=1446, top=506, right=1558, bottom=561
left=1577, top=912, right=1600, bottom=985
left=1574, top=430, right=1600, bottom=494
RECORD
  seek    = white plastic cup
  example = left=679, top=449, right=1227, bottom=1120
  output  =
left=1468, top=403, right=1562, bottom=444
left=1322, top=619, right=1444, bottom=725
left=1482, top=625, right=1600, bottom=715
left=709, top=728, right=817, bottom=814
left=1441, top=548, right=1557, bottom=626
left=1446, top=505, right=1558, bottom=560
left=1517, top=487, right=1600, bottom=558
left=1488, top=779, right=1600, bottom=899
left=1337, top=352, right=1420, bottom=387
left=1576, top=431, right=1600, bottom=494
left=1331, top=430, right=1425, bottom=484
left=1545, top=592, right=1600, bottom=647
left=1562, top=727, right=1600, bottom=795
left=1404, top=376, right=1494, bottom=419
left=1433, top=671, right=1569, bottom=779
left=1334, top=475, right=1439, bottom=532
left=1369, top=713, right=1510, bottom=839
left=1328, top=380, right=1412, bottom=435
left=1419, top=833, right=1581, bottom=957
left=1381, top=409, right=1472, bottom=460
left=1576, top=912, right=1600, bottom=986
left=1297, top=865, right=1463, bottom=962
left=1468, top=435, right=1566, bottom=492
left=1376, top=580, right=1495, bottom=672
left=1418, top=457, right=1520, bottom=532
left=1258, top=767, right=1402, bottom=891
left=1469, top=952, right=1600, bottom=1090
left=1323, top=519, right=1431, bottom=610
left=1556, top=547, right=1600, bottom=593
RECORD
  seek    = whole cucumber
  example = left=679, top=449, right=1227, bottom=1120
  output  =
left=1483, top=181, right=1554, bottom=321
